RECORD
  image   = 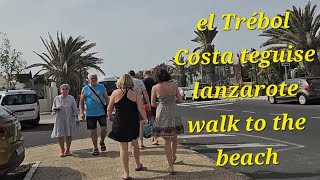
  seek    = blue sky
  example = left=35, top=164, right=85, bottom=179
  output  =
left=0, top=0, right=318, bottom=77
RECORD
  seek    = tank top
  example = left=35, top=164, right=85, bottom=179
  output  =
left=84, top=84, right=105, bottom=116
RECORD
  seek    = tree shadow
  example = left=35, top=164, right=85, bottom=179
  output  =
left=21, top=123, right=54, bottom=132
left=30, top=166, right=84, bottom=180
left=245, top=170, right=320, bottom=179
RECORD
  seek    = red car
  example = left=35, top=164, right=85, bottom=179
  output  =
left=0, top=105, right=25, bottom=175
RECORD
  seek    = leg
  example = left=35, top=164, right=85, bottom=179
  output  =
left=65, top=136, right=72, bottom=155
left=163, top=137, right=174, bottom=173
left=139, top=121, right=145, bottom=148
left=119, top=142, right=129, bottom=179
left=131, top=139, right=142, bottom=169
left=98, top=116, right=107, bottom=151
left=171, top=135, right=178, bottom=163
left=91, top=129, right=98, bottom=150
left=58, top=137, right=65, bottom=157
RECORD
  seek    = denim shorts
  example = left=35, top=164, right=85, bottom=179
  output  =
left=86, top=115, right=107, bottom=130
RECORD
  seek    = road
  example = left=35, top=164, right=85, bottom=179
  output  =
left=21, top=98, right=320, bottom=180
left=177, top=99, right=320, bottom=180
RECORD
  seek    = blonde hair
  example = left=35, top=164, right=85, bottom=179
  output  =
left=60, top=84, right=70, bottom=90
left=116, top=74, right=134, bottom=89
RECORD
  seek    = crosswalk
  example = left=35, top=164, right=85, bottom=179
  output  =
left=177, top=100, right=236, bottom=108
left=177, top=133, right=300, bottom=151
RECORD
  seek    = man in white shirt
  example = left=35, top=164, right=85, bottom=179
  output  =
left=129, top=70, right=151, bottom=149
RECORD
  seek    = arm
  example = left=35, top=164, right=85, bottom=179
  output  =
left=175, top=85, right=183, bottom=104
left=151, top=86, right=157, bottom=107
left=137, top=91, right=147, bottom=120
left=107, top=92, right=115, bottom=121
left=142, top=89, right=151, bottom=106
left=103, top=87, right=110, bottom=105
left=79, top=89, right=86, bottom=120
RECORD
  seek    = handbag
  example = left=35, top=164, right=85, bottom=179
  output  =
left=88, top=85, right=107, bottom=114
left=144, top=119, right=154, bottom=138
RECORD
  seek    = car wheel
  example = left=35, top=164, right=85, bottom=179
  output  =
left=298, top=94, right=308, bottom=105
left=32, top=114, right=40, bottom=127
left=268, top=96, right=277, bottom=104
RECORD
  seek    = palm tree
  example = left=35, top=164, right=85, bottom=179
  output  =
left=260, top=1, right=320, bottom=76
left=27, top=32, right=105, bottom=97
left=169, top=55, right=189, bottom=86
left=192, top=26, right=219, bottom=84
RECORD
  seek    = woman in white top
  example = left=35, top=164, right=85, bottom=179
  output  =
left=51, top=84, right=80, bottom=157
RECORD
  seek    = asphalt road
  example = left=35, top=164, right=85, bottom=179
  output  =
left=21, top=98, right=320, bottom=180
left=177, top=99, right=320, bottom=180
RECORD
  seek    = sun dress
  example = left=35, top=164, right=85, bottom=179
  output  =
left=153, top=95, right=184, bottom=137
left=108, top=88, right=140, bottom=142
left=51, top=95, right=79, bottom=138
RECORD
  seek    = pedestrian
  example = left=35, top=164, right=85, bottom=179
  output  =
left=151, top=68, right=184, bottom=175
left=128, top=70, right=151, bottom=149
left=79, top=74, right=109, bottom=156
left=142, top=70, right=158, bottom=145
left=51, top=84, right=80, bottom=157
left=107, top=74, right=147, bottom=180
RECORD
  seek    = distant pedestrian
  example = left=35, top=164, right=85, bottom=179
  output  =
left=128, top=70, right=151, bottom=149
left=107, top=74, right=147, bottom=180
left=142, top=70, right=158, bottom=145
left=151, top=68, right=184, bottom=175
left=79, top=74, right=109, bottom=156
left=51, top=84, right=80, bottom=157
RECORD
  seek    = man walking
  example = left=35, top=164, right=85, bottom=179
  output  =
left=80, top=74, right=109, bottom=155
left=142, top=70, right=158, bottom=145
left=129, top=70, right=151, bottom=149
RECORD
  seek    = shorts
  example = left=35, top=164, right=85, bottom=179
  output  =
left=86, top=115, right=107, bottom=130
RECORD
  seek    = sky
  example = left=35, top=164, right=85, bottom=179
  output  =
left=0, top=0, right=319, bottom=78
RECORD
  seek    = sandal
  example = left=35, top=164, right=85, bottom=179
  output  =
left=100, top=142, right=106, bottom=152
left=65, top=150, right=73, bottom=156
left=121, top=175, right=131, bottom=180
left=93, top=149, right=99, bottom=156
left=135, top=163, right=143, bottom=171
left=173, top=155, right=177, bottom=164
left=139, top=145, right=145, bottom=149
left=151, top=140, right=159, bottom=145
left=59, top=149, right=66, bottom=157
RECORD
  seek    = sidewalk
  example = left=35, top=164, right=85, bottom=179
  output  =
left=23, top=138, right=251, bottom=180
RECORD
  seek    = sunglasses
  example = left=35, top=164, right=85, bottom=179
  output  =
left=90, top=78, right=97, bottom=80
left=62, top=88, right=69, bottom=90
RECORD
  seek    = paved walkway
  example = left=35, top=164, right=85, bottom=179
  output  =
left=23, top=137, right=251, bottom=180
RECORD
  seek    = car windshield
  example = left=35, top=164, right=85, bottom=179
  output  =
left=0, top=105, right=11, bottom=117
left=99, top=81, right=117, bottom=94
left=2, top=94, right=37, bottom=106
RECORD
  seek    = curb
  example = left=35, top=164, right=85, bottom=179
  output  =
left=23, top=161, right=41, bottom=180
left=178, top=144, right=253, bottom=180
left=40, top=112, right=52, bottom=115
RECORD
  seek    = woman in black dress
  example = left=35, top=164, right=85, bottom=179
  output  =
left=107, top=74, right=148, bottom=180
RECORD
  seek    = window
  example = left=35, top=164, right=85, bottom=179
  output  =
left=2, top=94, right=37, bottom=105
left=0, top=105, right=11, bottom=117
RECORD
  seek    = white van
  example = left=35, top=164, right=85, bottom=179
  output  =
left=99, top=76, right=118, bottom=96
left=0, top=90, right=40, bottom=127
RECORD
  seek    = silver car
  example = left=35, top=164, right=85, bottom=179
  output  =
left=268, top=77, right=320, bottom=105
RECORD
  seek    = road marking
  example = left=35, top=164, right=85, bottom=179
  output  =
left=269, top=113, right=284, bottom=116
left=228, top=133, right=304, bottom=153
left=191, top=143, right=287, bottom=150
left=242, top=111, right=256, bottom=114
left=213, top=108, right=234, bottom=112
left=178, top=133, right=235, bottom=139
left=178, top=100, right=235, bottom=106
left=311, top=117, right=320, bottom=119
left=196, top=103, right=234, bottom=108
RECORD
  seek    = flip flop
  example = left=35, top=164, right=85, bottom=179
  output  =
left=93, top=149, right=99, bottom=156
left=121, top=176, right=131, bottom=180
left=100, top=143, right=106, bottom=151
left=135, top=163, right=143, bottom=171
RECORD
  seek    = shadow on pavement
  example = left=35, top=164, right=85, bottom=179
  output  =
left=21, top=124, right=54, bottom=132
left=31, top=166, right=84, bottom=180
left=245, top=170, right=320, bottom=179
left=72, top=149, right=119, bottom=159
left=137, top=170, right=234, bottom=180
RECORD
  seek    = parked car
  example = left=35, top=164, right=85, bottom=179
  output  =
left=184, top=83, right=211, bottom=101
left=99, top=76, right=118, bottom=96
left=268, top=77, right=320, bottom=105
left=0, top=105, right=25, bottom=175
left=0, top=90, right=40, bottom=127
